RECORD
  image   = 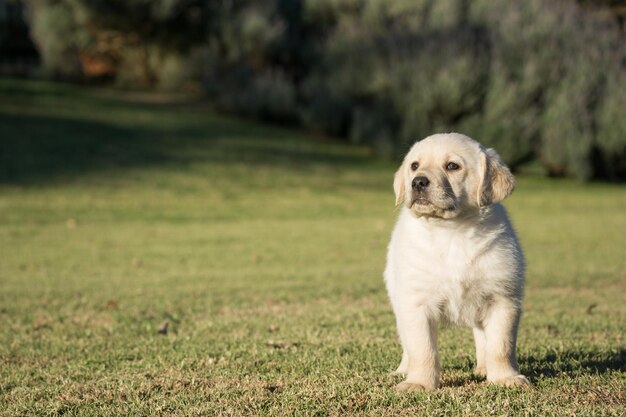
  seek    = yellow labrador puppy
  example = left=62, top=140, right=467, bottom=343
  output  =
left=384, top=133, right=529, bottom=391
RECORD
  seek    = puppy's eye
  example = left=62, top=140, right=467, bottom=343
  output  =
left=446, top=162, right=460, bottom=171
left=410, top=162, right=419, bottom=171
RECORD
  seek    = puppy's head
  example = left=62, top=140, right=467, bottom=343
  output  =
left=393, top=133, right=515, bottom=219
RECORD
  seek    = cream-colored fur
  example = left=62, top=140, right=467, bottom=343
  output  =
left=384, top=133, right=528, bottom=391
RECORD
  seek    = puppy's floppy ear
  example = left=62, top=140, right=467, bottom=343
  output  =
left=393, top=163, right=406, bottom=206
left=477, top=148, right=515, bottom=206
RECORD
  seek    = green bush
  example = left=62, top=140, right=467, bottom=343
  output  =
left=541, top=81, right=595, bottom=180
left=299, top=83, right=352, bottom=136
left=27, top=1, right=86, bottom=79
left=235, top=71, right=298, bottom=122
left=595, top=72, right=626, bottom=180
left=307, top=0, right=626, bottom=177
left=457, top=70, right=540, bottom=168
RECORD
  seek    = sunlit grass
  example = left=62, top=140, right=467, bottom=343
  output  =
left=0, top=79, right=624, bottom=416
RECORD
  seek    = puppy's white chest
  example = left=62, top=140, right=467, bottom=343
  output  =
left=386, top=207, right=522, bottom=326
left=402, top=225, right=492, bottom=324
left=410, top=225, right=483, bottom=280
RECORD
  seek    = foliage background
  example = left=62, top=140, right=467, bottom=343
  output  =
left=5, top=0, right=626, bottom=179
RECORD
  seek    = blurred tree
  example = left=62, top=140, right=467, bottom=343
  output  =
left=27, top=0, right=84, bottom=79
left=26, top=0, right=213, bottom=85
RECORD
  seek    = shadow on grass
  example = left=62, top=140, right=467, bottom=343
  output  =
left=0, top=105, right=368, bottom=185
left=441, top=373, right=485, bottom=388
left=522, top=348, right=626, bottom=380
left=439, top=348, right=625, bottom=388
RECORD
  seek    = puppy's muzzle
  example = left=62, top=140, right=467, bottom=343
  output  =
left=412, top=176, right=430, bottom=192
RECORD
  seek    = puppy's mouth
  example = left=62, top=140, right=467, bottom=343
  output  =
left=409, top=195, right=458, bottom=218
left=411, top=197, right=455, bottom=210
left=411, top=197, right=434, bottom=207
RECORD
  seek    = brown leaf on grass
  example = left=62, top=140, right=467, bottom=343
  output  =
left=585, top=303, right=598, bottom=314
left=264, top=384, right=283, bottom=394
left=266, top=340, right=299, bottom=350
left=547, top=324, right=559, bottom=336
left=158, top=321, right=169, bottom=335
left=33, top=317, right=50, bottom=330
left=201, top=356, right=228, bottom=366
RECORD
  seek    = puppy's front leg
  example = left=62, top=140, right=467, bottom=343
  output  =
left=484, top=300, right=529, bottom=386
left=473, top=327, right=487, bottom=376
left=395, top=305, right=440, bottom=391
left=391, top=350, right=409, bottom=375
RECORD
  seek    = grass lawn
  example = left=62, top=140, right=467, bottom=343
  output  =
left=0, top=79, right=624, bottom=416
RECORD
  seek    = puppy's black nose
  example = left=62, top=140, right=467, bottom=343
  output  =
left=412, top=176, right=430, bottom=191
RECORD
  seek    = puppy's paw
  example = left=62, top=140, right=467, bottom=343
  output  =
left=491, top=374, right=530, bottom=387
left=395, top=381, right=435, bottom=392
left=474, top=366, right=487, bottom=377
